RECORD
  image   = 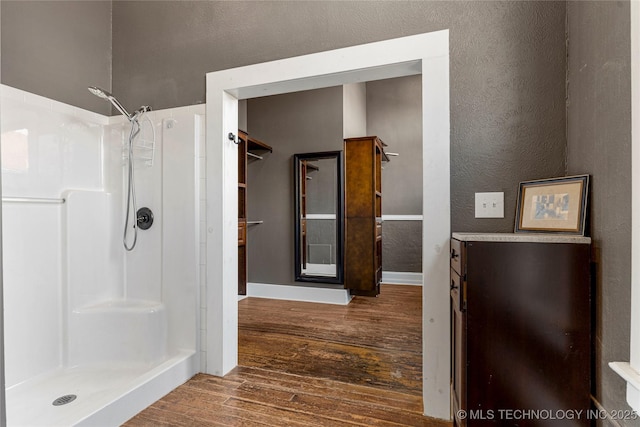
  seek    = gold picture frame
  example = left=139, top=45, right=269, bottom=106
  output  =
left=515, top=175, right=589, bottom=235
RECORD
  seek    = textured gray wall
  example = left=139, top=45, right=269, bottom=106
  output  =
left=2, top=0, right=637, bottom=418
left=249, top=78, right=423, bottom=281
left=1, top=1, right=568, bottom=232
left=367, top=76, right=423, bottom=215
left=0, top=1, right=112, bottom=115
left=566, top=1, right=636, bottom=423
left=246, top=87, right=344, bottom=285
left=367, top=76, right=423, bottom=273
left=382, top=222, right=422, bottom=273
left=112, top=0, right=567, bottom=232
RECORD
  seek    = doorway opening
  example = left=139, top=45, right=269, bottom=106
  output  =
left=237, top=75, right=424, bottom=402
left=205, top=30, right=451, bottom=419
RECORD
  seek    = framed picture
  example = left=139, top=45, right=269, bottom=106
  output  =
left=515, top=175, right=589, bottom=235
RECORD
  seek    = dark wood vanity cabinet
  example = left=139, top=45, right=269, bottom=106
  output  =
left=344, top=136, right=387, bottom=296
left=450, top=233, right=592, bottom=426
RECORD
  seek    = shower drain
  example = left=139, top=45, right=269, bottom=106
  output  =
left=52, top=394, right=77, bottom=406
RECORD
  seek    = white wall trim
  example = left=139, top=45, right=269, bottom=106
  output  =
left=612, top=0, right=640, bottom=413
left=305, top=214, right=423, bottom=221
left=0, top=25, right=6, bottom=425
left=247, top=282, right=352, bottom=305
left=610, top=362, right=640, bottom=393
left=382, top=271, right=423, bottom=286
left=307, top=214, right=424, bottom=221
left=632, top=0, right=640, bottom=411
left=206, top=30, right=451, bottom=419
left=306, top=214, right=336, bottom=220
left=381, top=214, right=423, bottom=221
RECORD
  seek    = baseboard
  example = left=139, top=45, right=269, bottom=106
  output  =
left=381, top=214, right=423, bottom=221
left=247, top=282, right=352, bottom=305
left=382, top=271, right=423, bottom=286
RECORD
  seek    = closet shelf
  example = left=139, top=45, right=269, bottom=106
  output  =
left=248, top=136, right=273, bottom=153
left=238, top=130, right=272, bottom=297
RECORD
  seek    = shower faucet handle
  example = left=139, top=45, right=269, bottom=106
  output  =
left=136, top=207, right=154, bottom=230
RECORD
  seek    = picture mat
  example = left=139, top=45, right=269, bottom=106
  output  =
left=520, top=181, right=584, bottom=231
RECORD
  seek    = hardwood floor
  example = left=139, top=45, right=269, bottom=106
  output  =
left=124, top=284, right=450, bottom=426
left=238, top=284, right=423, bottom=394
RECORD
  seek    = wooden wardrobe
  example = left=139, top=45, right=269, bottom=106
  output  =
left=343, top=136, right=388, bottom=296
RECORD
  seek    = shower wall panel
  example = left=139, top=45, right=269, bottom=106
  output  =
left=2, top=205, right=61, bottom=387
left=66, top=190, right=122, bottom=309
left=2, top=84, right=201, bottom=393
left=161, top=110, right=202, bottom=355
left=0, top=85, right=108, bottom=387
left=106, top=106, right=202, bottom=355
left=116, top=116, right=163, bottom=302
left=0, top=85, right=105, bottom=197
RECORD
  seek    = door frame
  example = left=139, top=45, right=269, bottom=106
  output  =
left=205, top=30, right=451, bottom=419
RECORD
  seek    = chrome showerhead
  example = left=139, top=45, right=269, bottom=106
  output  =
left=87, top=86, right=110, bottom=99
left=88, top=85, right=133, bottom=121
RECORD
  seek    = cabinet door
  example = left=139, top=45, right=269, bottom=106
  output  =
left=465, top=241, right=591, bottom=424
left=344, top=217, right=376, bottom=295
left=451, top=271, right=466, bottom=427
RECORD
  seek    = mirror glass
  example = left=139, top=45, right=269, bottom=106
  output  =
left=294, top=151, right=343, bottom=284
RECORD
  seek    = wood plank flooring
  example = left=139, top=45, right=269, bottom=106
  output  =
left=124, top=284, right=451, bottom=426
left=238, top=285, right=423, bottom=394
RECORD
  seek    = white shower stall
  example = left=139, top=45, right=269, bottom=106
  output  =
left=1, top=85, right=202, bottom=425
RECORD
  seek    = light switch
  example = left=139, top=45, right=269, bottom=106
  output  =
left=475, top=192, right=504, bottom=218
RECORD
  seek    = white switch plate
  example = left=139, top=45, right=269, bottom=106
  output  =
left=475, top=192, right=504, bottom=218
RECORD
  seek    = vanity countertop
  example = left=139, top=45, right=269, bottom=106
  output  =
left=452, top=232, right=591, bottom=244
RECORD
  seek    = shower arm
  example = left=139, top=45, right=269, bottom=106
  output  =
left=131, top=106, right=152, bottom=122
left=109, top=97, right=133, bottom=121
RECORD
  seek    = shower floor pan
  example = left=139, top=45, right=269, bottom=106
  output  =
left=6, top=350, right=196, bottom=426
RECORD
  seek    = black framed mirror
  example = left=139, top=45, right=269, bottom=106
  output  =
left=293, top=151, right=344, bottom=284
